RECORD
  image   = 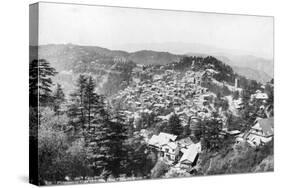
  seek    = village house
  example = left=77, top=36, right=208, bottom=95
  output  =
left=236, top=117, right=273, bottom=147
left=178, top=143, right=201, bottom=168
left=148, top=132, right=202, bottom=167
left=148, top=132, right=177, bottom=151
left=245, top=117, right=273, bottom=147
left=161, top=142, right=178, bottom=161
left=251, top=90, right=269, bottom=101
left=148, top=132, right=179, bottom=162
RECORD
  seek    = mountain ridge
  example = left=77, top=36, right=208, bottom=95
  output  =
left=30, top=44, right=273, bottom=83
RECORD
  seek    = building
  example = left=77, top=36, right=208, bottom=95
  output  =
left=148, top=132, right=177, bottom=150
left=251, top=90, right=269, bottom=101
left=148, top=132, right=202, bottom=166
left=178, top=142, right=201, bottom=167
left=160, top=142, right=178, bottom=161
left=245, top=117, right=274, bottom=147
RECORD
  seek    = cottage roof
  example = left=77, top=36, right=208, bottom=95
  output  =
left=252, top=117, right=274, bottom=136
left=158, top=132, right=177, bottom=142
left=148, top=132, right=177, bottom=147
left=255, top=93, right=268, bottom=100
left=163, top=142, right=178, bottom=150
left=179, top=144, right=198, bottom=164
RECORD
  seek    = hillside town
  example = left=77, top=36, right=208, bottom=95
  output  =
left=28, top=3, right=274, bottom=186
left=107, top=60, right=274, bottom=176
left=31, top=48, right=274, bottom=185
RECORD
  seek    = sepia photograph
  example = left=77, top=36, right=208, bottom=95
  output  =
left=29, top=2, right=274, bottom=186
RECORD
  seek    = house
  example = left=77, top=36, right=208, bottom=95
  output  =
left=179, top=142, right=201, bottom=167
left=148, top=135, right=162, bottom=149
left=255, top=93, right=269, bottom=100
left=160, top=142, right=178, bottom=161
left=148, top=132, right=179, bottom=161
left=148, top=132, right=177, bottom=150
left=245, top=117, right=274, bottom=147
left=251, top=90, right=269, bottom=101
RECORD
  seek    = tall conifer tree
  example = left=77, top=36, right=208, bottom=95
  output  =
left=29, top=59, right=57, bottom=107
left=53, top=83, right=65, bottom=115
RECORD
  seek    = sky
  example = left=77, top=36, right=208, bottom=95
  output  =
left=35, top=2, right=274, bottom=59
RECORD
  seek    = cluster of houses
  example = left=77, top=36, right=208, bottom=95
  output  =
left=112, top=67, right=221, bottom=129
left=112, top=64, right=274, bottom=174
left=147, top=132, right=202, bottom=169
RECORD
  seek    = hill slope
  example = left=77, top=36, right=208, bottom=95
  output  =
left=30, top=44, right=272, bottom=84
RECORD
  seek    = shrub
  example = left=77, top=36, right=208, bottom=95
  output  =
left=150, top=160, right=169, bottom=178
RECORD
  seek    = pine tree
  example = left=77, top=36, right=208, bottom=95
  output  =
left=66, top=75, right=110, bottom=177
left=68, top=75, right=132, bottom=179
left=84, top=76, right=100, bottom=129
left=68, top=75, right=88, bottom=136
left=201, top=118, right=222, bottom=151
left=165, top=113, right=183, bottom=135
left=106, top=109, right=129, bottom=177
left=29, top=59, right=57, bottom=107
left=85, top=99, right=111, bottom=177
left=86, top=101, right=131, bottom=179
left=53, top=84, right=65, bottom=115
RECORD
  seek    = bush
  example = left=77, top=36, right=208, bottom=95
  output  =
left=150, top=160, right=169, bottom=178
left=38, top=119, right=69, bottom=184
left=67, top=139, right=92, bottom=179
left=199, top=141, right=274, bottom=175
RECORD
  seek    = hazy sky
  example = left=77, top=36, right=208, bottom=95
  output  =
left=36, top=2, right=274, bottom=58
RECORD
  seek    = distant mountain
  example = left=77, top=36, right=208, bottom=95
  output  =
left=128, top=50, right=180, bottom=65
left=114, top=42, right=274, bottom=80
left=215, top=54, right=273, bottom=78
left=30, top=44, right=130, bottom=71
left=30, top=44, right=137, bottom=96
left=30, top=44, right=273, bottom=84
left=183, top=53, right=273, bottom=83
left=232, top=66, right=272, bottom=84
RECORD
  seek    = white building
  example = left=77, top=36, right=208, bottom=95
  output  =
left=245, top=117, right=274, bottom=147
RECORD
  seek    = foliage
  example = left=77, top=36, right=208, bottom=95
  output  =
left=164, top=113, right=183, bottom=135
left=172, top=56, right=235, bottom=84
left=53, top=83, right=65, bottom=115
left=38, top=108, right=69, bottom=184
left=150, top=160, right=169, bottom=178
left=29, top=59, right=57, bottom=107
left=66, top=139, right=92, bottom=179
left=67, top=75, right=88, bottom=135
left=125, top=135, right=155, bottom=177
left=199, top=141, right=274, bottom=175
left=201, top=118, right=223, bottom=151
left=264, top=81, right=274, bottom=105
left=214, top=96, right=229, bottom=111
left=31, top=52, right=274, bottom=183
left=105, top=109, right=129, bottom=177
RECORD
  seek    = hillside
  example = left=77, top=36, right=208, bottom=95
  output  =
left=114, top=42, right=273, bottom=79
left=30, top=44, right=272, bottom=84
left=232, top=66, right=271, bottom=84
left=32, top=44, right=274, bottom=184
left=184, top=53, right=273, bottom=83
left=128, top=50, right=180, bottom=65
